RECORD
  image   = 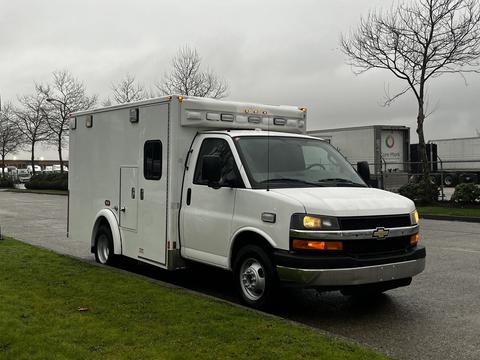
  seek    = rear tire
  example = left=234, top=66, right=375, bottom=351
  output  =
left=94, top=225, right=115, bottom=265
left=443, top=174, right=455, bottom=187
left=233, top=245, right=277, bottom=309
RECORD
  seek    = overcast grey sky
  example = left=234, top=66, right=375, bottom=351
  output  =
left=1, top=0, right=479, bottom=160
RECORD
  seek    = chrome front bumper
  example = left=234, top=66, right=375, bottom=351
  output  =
left=277, top=257, right=426, bottom=287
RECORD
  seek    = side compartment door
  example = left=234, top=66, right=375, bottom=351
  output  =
left=119, top=166, right=139, bottom=231
left=180, top=136, right=244, bottom=267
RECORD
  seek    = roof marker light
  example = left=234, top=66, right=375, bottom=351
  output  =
left=85, top=115, right=93, bottom=128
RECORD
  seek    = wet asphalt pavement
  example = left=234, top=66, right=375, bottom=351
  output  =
left=0, top=190, right=479, bottom=360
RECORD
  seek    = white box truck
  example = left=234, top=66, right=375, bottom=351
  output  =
left=308, top=125, right=410, bottom=191
left=69, top=96, right=425, bottom=308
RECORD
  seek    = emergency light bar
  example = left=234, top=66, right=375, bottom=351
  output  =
left=180, top=97, right=307, bottom=134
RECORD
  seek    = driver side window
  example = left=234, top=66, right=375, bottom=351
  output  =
left=193, top=138, right=244, bottom=188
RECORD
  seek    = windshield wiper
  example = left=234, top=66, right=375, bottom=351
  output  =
left=260, top=178, right=324, bottom=187
left=317, top=178, right=366, bottom=187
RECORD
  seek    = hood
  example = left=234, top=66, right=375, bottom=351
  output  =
left=271, top=187, right=415, bottom=217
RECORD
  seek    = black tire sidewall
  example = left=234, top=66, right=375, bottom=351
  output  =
left=444, top=175, right=454, bottom=187
left=233, top=245, right=277, bottom=309
left=94, top=225, right=114, bottom=265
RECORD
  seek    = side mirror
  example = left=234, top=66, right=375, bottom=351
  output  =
left=202, top=155, right=222, bottom=188
left=357, top=161, right=370, bottom=184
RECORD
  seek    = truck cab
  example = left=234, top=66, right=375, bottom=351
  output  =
left=180, top=130, right=425, bottom=307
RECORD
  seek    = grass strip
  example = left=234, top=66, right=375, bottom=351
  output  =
left=418, top=205, right=480, bottom=218
left=0, top=238, right=388, bottom=360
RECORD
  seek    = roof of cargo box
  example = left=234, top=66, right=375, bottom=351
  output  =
left=71, top=95, right=307, bottom=134
left=308, top=125, right=409, bottom=134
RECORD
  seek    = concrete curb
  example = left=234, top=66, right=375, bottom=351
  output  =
left=420, top=214, right=480, bottom=223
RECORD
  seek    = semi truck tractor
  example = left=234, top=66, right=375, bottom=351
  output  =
left=69, top=96, right=425, bottom=308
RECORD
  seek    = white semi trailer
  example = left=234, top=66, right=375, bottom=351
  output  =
left=69, top=96, right=425, bottom=308
left=308, top=125, right=410, bottom=190
left=428, top=136, right=480, bottom=186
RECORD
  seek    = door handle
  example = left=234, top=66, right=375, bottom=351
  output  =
left=120, top=206, right=126, bottom=212
left=186, top=188, right=192, bottom=206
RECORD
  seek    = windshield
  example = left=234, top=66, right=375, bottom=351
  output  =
left=234, top=136, right=366, bottom=189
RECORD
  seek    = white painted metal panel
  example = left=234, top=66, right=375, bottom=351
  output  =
left=119, top=167, right=138, bottom=231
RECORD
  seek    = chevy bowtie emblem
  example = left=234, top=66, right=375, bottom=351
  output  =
left=372, top=227, right=389, bottom=239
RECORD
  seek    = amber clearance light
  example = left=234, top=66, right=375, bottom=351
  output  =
left=410, top=233, right=420, bottom=246
left=292, top=240, right=343, bottom=251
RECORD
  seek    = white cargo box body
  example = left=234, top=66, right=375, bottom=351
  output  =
left=429, top=136, right=480, bottom=170
left=308, top=125, right=410, bottom=175
left=68, top=96, right=306, bottom=270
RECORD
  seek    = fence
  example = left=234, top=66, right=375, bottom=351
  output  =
left=358, top=158, right=480, bottom=201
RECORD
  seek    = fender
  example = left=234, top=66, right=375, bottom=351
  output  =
left=91, top=208, right=122, bottom=255
left=228, top=227, right=278, bottom=269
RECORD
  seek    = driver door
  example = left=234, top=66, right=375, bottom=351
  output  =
left=180, top=136, right=244, bottom=268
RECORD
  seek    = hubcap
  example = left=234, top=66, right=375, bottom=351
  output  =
left=96, top=234, right=110, bottom=264
left=240, top=258, right=266, bottom=301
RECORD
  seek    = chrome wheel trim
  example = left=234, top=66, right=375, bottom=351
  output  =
left=240, top=257, right=266, bottom=302
left=96, top=234, right=110, bottom=264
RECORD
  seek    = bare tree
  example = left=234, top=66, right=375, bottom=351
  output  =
left=14, top=92, right=51, bottom=175
left=102, top=98, right=113, bottom=107
left=341, top=0, right=480, bottom=183
left=111, top=74, right=147, bottom=104
left=0, top=103, right=22, bottom=176
left=156, top=46, right=228, bottom=98
left=38, top=70, right=97, bottom=173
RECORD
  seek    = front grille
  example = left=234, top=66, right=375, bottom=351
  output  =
left=343, top=236, right=411, bottom=256
left=338, top=215, right=411, bottom=230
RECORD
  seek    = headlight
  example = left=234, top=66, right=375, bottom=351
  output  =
left=410, top=209, right=419, bottom=225
left=291, top=214, right=339, bottom=230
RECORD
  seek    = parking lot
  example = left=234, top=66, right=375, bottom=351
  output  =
left=1, top=190, right=479, bottom=360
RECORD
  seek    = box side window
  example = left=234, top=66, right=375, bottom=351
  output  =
left=144, top=140, right=162, bottom=180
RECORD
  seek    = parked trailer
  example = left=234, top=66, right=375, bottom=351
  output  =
left=308, top=125, right=410, bottom=190
left=69, top=96, right=424, bottom=308
left=428, top=137, right=480, bottom=186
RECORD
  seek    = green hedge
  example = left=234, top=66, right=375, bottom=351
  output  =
left=451, top=183, right=480, bottom=204
left=398, top=179, right=439, bottom=205
left=0, top=177, right=14, bottom=188
left=25, top=173, right=68, bottom=190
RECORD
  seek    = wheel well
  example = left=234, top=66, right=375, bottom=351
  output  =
left=230, top=231, right=274, bottom=269
left=91, top=216, right=110, bottom=252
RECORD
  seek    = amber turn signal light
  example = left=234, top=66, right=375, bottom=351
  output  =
left=410, top=233, right=420, bottom=246
left=292, top=240, right=343, bottom=251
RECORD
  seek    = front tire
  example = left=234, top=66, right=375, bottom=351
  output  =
left=233, top=245, right=277, bottom=309
left=94, top=225, right=115, bottom=265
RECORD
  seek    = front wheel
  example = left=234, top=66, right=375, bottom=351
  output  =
left=234, top=245, right=278, bottom=309
left=94, top=225, right=115, bottom=265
